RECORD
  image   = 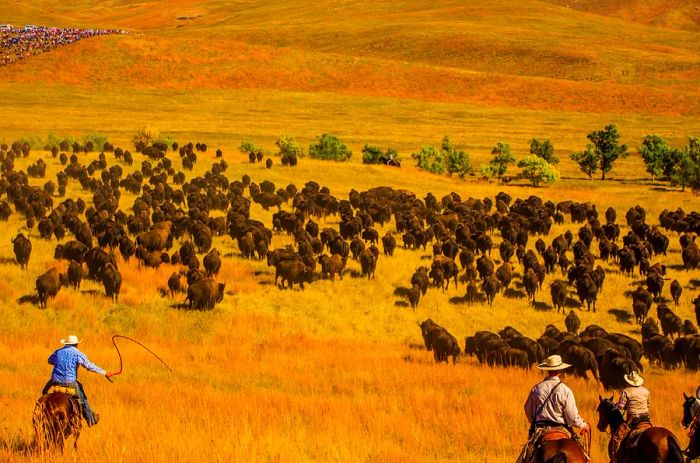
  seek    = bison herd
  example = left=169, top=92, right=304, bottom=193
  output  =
left=419, top=315, right=699, bottom=383
left=2, top=136, right=700, bottom=382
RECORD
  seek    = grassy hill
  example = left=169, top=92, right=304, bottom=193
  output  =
left=1, top=2, right=700, bottom=462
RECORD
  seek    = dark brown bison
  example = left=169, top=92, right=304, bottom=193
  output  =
left=565, top=310, right=581, bottom=335
left=101, top=263, right=122, bottom=302
left=36, top=268, right=65, bottom=309
left=670, top=279, right=682, bottom=306
left=185, top=278, right=225, bottom=310
left=276, top=260, right=315, bottom=289
left=411, top=267, right=430, bottom=296
left=66, top=260, right=83, bottom=290
left=550, top=279, right=568, bottom=313
left=318, top=254, right=345, bottom=281
left=203, top=248, right=221, bottom=276
left=12, top=233, right=31, bottom=269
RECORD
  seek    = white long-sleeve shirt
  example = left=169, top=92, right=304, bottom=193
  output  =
left=524, top=375, right=587, bottom=429
left=616, top=386, right=650, bottom=417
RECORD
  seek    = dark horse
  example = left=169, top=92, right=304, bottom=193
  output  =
left=682, top=392, right=700, bottom=461
left=597, top=395, right=684, bottom=463
left=33, top=391, right=82, bottom=453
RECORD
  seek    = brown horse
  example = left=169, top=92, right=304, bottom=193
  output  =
left=535, top=436, right=588, bottom=463
left=33, top=391, right=82, bottom=453
left=597, top=396, right=684, bottom=463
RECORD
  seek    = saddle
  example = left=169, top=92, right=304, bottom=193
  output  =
left=47, top=385, right=78, bottom=397
left=540, top=427, right=572, bottom=442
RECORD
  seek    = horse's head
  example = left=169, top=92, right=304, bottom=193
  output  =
left=682, top=392, right=700, bottom=428
left=597, top=395, right=618, bottom=432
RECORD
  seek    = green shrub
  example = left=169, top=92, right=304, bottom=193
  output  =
left=517, top=156, right=559, bottom=186
left=308, top=134, right=352, bottom=162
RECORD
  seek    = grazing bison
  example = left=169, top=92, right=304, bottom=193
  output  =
left=66, top=260, right=83, bottom=290
left=54, top=241, right=87, bottom=263
left=318, top=254, right=345, bottom=281
left=407, top=284, right=421, bottom=310
left=523, top=268, right=539, bottom=303
left=495, top=262, right=513, bottom=292
left=203, top=248, right=222, bottom=277
left=12, top=233, right=31, bottom=269
left=482, top=275, right=501, bottom=306
left=599, top=349, right=638, bottom=390
left=670, top=279, right=682, bottom=306
left=359, top=249, right=377, bottom=279
left=186, top=278, right=225, bottom=310
left=101, top=263, right=122, bottom=302
left=565, top=310, right=581, bottom=335
left=168, top=272, right=183, bottom=298
left=560, top=343, right=599, bottom=381
left=381, top=233, right=396, bottom=256
left=411, top=267, right=430, bottom=296
left=418, top=320, right=460, bottom=364
left=276, top=260, right=315, bottom=289
left=550, top=279, right=568, bottom=313
left=36, top=268, right=65, bottom=309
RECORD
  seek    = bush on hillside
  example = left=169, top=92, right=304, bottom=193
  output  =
left=308, top=134, right=352, bottom=162
left=517, top=155, right=559, bottom=187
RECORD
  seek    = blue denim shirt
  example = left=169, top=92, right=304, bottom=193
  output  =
left=48, top=345, right=105, bottom=383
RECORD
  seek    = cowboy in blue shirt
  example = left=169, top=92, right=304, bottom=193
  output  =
left=41, top=335, right=112, bottom=426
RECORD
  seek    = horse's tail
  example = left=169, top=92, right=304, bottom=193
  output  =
left=546, top=452, right=567, bottom=463
left=667, top=435, right=684, bottom=463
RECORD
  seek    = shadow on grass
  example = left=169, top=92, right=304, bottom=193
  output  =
left=609, top=308, right=633, bottom=324
left=687, top=279, right=700, bottom=289
left=0, top=257, right=17, bottom=265
left=394, top=300, right=410, bottom=308
left=532, top=301, right=551, bottom=311
left=565, top=297, right=582, bottom=308
left=393, top=286, right=411, bottom=298
left=504, top=288, right=526, bottom=299
left=17, top=294, right=39, bottom=305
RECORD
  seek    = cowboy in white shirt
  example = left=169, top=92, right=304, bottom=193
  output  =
left=524, top=355, right=591, bottom=436
left=610, top=371, right=650, bottom=461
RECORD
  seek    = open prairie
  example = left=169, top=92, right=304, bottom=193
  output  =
left=1, top=1, right=700, bottom=462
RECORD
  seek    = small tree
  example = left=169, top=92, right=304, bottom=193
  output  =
left=308, top=134, right=352, bottom=162
left=361, top=145, right=384, bottom=164
left=639, top=134, right=670, bottom=180
left=529, top=138, right=558, bottom=164
left=670, top=136, right=700, bottom=192
left=588, top=124, right=628, bottom=180
left=239, top=141, right=263, bottom=158
left=412, top=145, right=445, bottom=174
left=132, top=127, right=153, bottom=152
left=276, top=134, right=304, bottom=159
left=517, top=155, right=559, bottom=187
left=570, top=145, right=600, bottom=179
left=482, top=142, right=516, bottom=183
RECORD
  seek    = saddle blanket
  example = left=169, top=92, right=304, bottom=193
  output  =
left=627, top=422, right=653, bottom=448
left=48, top=385, right=78, bottom=396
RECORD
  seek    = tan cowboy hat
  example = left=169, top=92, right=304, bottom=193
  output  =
left=538, top=355, right=571, bottom=371
left=60, top=335, right=80, bottom=345
left=624, top=371, right=644, bottom=387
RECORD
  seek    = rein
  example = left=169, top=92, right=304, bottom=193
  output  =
left=108, top=335, right=174, bottom=380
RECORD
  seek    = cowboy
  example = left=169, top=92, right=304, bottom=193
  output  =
left=524, top=354, right=590, bottom=440
left=610, top=371, right=650, bottom=462
left=41, top=335, right=113, bottom=426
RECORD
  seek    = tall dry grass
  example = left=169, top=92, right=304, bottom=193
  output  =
left=0, top=147, right=697, bottom=462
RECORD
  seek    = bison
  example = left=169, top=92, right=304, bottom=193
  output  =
left=12, top=233, right=31, bottom=269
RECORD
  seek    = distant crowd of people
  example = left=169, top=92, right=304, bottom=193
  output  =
left=0, top=24, right=129, bottom=66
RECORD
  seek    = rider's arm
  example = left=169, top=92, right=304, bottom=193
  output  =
left=77, top=351, right=106, bottom=375
left=524, top=388, right=535, bottom=423
left=562, top=389, right=586, bottom=429
left=616, top=390, right=628, bottom=411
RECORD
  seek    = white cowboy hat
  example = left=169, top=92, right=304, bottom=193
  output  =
left=538, top=355, right=571, bottom=371
left=624, top=371, right=644, bottom=387
left=60, top=335, right=80, bottom=345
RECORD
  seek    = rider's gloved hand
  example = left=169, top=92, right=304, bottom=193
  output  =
left=580, top=423, right=591, bottom=434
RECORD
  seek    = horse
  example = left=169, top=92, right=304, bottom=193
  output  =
left=597, top=395, right=684, bottom=463
left=682, top=392, right=700, bottom=461
left=33, top=391, right=82, bottom=453
left=533, top=434, right=588, bottom=463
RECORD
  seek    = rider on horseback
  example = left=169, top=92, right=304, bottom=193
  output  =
left=519, top=355, right=590, bottom=462
left=41, top=335, right=113, bottom=426
left=609, top=371, right=650, bottom=462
